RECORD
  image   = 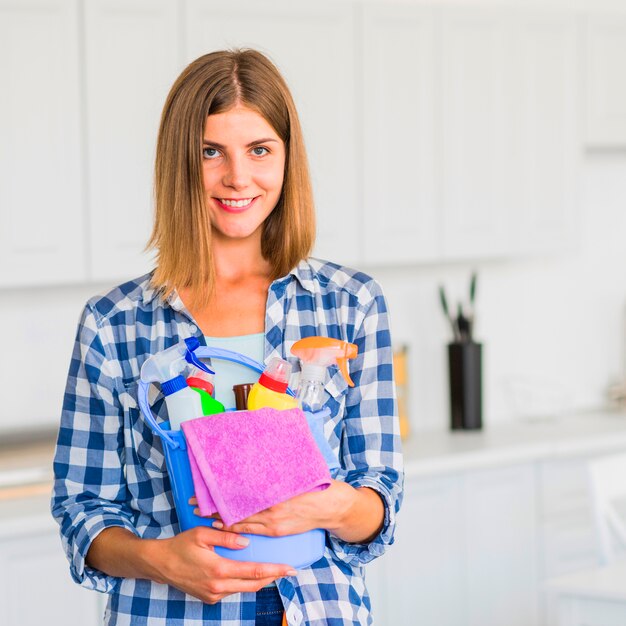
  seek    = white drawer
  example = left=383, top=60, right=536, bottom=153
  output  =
left=538, top=457, right=595, bottom=518
left=541, top=515, right=598, bottom=578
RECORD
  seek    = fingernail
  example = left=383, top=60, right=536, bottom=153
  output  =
left=193, top=508, right=200, bottom=516
left=236, top=536, right=250, bottom=547
left=286, top=569, right=297, bottom=576
left=212, top=521, right=223, bottom=529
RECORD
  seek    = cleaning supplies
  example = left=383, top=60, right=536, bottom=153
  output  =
left=187, top=374, right=225, bottom=416
left=290, top=336, right=358, bottom=411
left=137, top=345, right=327, bottom=568
left=140, top=337, right=215, bottom=430
left=232, top=382, right=254, bottom=410
left=291, top=336, right=358, bottom=475
left=186, top=365, right=225, bottom=415
left=246, top=357, right=298, bottom=410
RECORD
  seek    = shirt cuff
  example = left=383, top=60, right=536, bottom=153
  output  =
left=67, top=513, right=140, bottom=593
left=326, top=476, right=397, bottom=567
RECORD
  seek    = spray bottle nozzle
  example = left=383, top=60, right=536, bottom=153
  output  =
left=291, top=336, right=358, bottom=387
left=140, top=337, right=214, bottom=385
left=184, top=337, right=214, bottom=376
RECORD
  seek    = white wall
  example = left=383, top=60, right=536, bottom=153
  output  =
left=1, top=152, right=624, bottom=435
left=374, top=152, right=626, bottom=430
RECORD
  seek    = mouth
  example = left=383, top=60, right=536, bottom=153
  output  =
left=214, top=197, right=258, bottom=213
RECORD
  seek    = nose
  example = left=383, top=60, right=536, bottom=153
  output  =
left=222, top=154, right=250, bottom=190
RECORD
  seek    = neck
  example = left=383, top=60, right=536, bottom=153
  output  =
left=211, top=230, right=272, bottom=283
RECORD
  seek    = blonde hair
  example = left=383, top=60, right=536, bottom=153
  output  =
left=147, top=49, right=315, bottom=305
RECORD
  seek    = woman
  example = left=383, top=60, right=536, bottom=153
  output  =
left=52, top=49, right=403, bottom=626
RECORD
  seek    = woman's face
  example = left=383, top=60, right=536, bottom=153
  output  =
left=202, top=105, right=286, bottom=243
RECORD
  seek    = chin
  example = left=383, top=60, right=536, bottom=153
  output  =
left=215, top=227, right=262, bottom=241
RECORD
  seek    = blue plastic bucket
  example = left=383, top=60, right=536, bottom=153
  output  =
left=138, top=346, right=326, bottom=568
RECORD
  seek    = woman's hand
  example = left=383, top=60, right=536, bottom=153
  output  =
left=193, top=480, right=356, bottom=537
left=87, top=526, right=295, bottom=605
left=145, top=526, right=296, bottom=604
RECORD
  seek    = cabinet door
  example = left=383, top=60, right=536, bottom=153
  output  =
left=508, top=12, right=579, bottom=256
left=361, top=4, right=439, bottom=265
left=84, top=0, right=181, bottom=282
left=0, top=0, right=85, bottom=286
left=464, top=463, right=538, bottom=626
left=383, top=475, right=466, bottom=626
left=584, top=14, right=626, bottom=147
left=441, top=7, right=579, bottom=260
left=185, top=0, right=359, bottom=267
left=0, top=521, right=101, bottom=626
left=441, top=8, right=513, bottom=260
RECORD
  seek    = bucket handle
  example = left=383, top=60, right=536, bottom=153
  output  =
left=138, top=346, right=294, bottom=448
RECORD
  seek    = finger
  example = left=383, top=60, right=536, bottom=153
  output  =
left=221, top=559, right=297, bottom=581
left=227, top=522, right=271, bottom=536
left=188, top=496, right=198, bottom=505
left=229, top=577, right=288, bottom=593
left=189, top=526, right=250, bottom=550
left=192, top=508, right=224, bottom=526
left=208, top=576, right=288, bottom=603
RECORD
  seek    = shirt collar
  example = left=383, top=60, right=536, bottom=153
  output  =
left=140, top=272, right=186, bottom=312
left=142, top=258, right=317, bottom=308
left=281, top=258, right=316, bottom=294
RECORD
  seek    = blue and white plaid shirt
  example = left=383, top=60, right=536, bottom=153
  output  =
left=52, top=258, right=404, bottom=625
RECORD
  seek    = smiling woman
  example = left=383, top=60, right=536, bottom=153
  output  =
left=147, top=50, right=315, bottom=310
left=201, top=106, right=286, bottom=243
left=51, top=48, right=403, bottom=626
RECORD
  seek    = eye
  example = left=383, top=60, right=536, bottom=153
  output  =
left=251, top=146, right=269, bottom=157
left=202, top=146, right=221, bottom=159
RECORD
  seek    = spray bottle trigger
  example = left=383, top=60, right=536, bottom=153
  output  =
left=337, top=357, right=354, bottom=387
left=183, top=337, right=215, bottom=375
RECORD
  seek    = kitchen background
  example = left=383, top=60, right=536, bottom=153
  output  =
left=1, top=0, right=626, bottom=625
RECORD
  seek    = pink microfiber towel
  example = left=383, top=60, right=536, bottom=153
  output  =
left=181, top=407, right=331, bottom=526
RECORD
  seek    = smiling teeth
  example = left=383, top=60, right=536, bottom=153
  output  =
left=221, top=198, right=253, bottom=208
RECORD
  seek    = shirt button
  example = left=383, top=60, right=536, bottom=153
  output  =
left=286, top=606, right=302, bottom=625
left=189, top=324, right=198, bottom=334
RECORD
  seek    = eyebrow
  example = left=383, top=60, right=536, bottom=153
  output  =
left=202, top=138, right=279, bottom=148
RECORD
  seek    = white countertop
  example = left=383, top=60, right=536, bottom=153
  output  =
left=0, top=437, right=55, bottom=489
left=402, top=409, right=626, bottom=477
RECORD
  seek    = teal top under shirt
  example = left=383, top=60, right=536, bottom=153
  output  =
left=204, top=333, right=265, bottom=409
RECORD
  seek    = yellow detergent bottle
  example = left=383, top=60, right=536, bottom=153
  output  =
left=247, top=357, right=298, bottom=410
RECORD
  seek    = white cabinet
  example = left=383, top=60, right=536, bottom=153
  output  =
left=389, top=475, right=466, bottom=626
left=368, top=464, right=537, bottom=626
left=546, top=560, right=626, bottom=626
left=441, top=8, right=512, bottom=259
left=441, top=8, right=579, bottom=260
left=361, top=4, right=439, bottom=265
left=0, top=495, right=102, bottom=626
left=508, top=12, right=579, bottom=256
left=360, top=4, right=579, bottom=265
left=538, top=455, right=603, bottom=624
left=538, top=456, right=599, bottom=578
left=83, top=0, right=181, bottom=281
left=367, top=475, right=466, bottom=626
left=0, top=0, right=586, bottom=288
left=0, top=0, right=85, bottom=287
left=583, top=13, right=626, bottom=148
left=185, top=0, right=360, bottom=267
left=464, top=464, right=538, bottom=626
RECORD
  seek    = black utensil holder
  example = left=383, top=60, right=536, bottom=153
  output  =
left=448, top=342, right=482, bottom=430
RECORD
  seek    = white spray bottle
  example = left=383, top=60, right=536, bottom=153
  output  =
left=290, top=336, right=358, bottom=474
left=291, top=336, right=358, bottom=411
left=140, top=337, right=215, bottom=430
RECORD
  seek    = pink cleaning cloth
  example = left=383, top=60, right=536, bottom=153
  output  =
left=181, top=407, right=331, bottom=526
